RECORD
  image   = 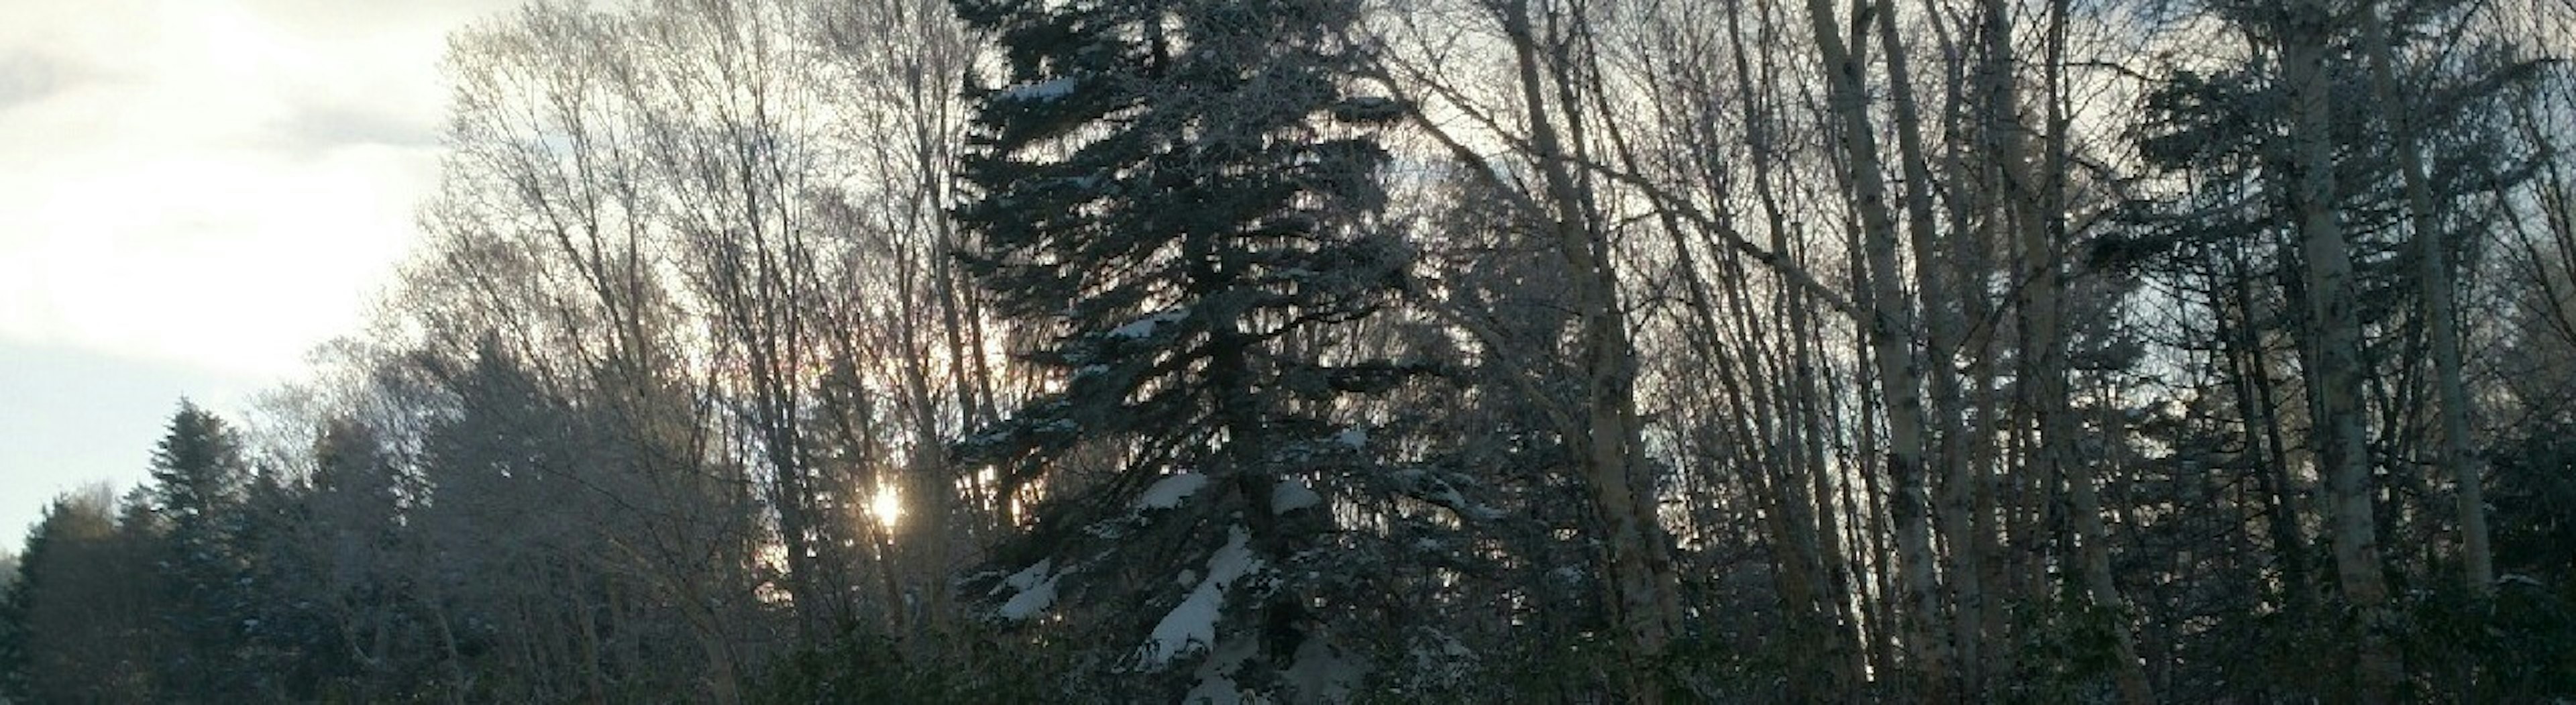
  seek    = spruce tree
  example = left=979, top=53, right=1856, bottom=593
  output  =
left=152, top=401, right=251, bottom=543
left=0, top=514, right=40, bottom=702
left=147, top=400, right=255, bottom=698
left=951, top=0, right=1428, bottom=698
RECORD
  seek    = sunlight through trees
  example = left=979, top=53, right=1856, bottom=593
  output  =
left=6, top=0, right=2576, bottom=702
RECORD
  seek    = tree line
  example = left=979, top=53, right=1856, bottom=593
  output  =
left=5, top=0, right=2575, bottom=701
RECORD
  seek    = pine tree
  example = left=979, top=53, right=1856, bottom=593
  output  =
left=2108, top=1, right=2546, bottom=698
left=951, top=0, right=1426, bottom=698
left=0, top=514, right=38, bottom=702
left=4, top=488, right=164, bottom=702
left=147, top=400, right=256, bottom=699
left=152, top=401, right=251, bottom=549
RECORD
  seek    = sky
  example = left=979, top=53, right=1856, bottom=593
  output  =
left=0, top=0, right=519, bottom=544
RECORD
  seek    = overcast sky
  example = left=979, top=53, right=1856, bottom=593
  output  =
left=0, top=0, right=520, bottom=542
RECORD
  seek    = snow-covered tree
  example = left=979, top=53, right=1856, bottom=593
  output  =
left=951, top=0, right=1430, bottom=698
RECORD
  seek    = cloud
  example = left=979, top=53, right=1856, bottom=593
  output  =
left=0, top=50, right=86, bottom=112
left=0, top=0, right=528, bottom=543
left=265, top=103, right=444, bottom=156
left=0, top=0, right=511, bottom=379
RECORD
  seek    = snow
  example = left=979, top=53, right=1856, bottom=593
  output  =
left=1432, top=631, right=1472, bottom=658
left=1002, top=558, right=1053, bottom=592
left=1395, top=469, right=1503, bottom=521
left=1203, top=527, right=1262, bottom=584
left=1110, top=309, right=1187, bottom=339
left=998, top=574, right=1059, bottom=620
left=1271, top=477, right=1322, bottom=514
left=1000, top=77, right=1076, bottom=102
left=1135, top=471, right=1209, bottom=510
left=1334, top=427, right=1367, bottom=448
left=1181, top=636, right=1257, bottom=704
left=1283, top=635, right=1364, bottom=703
left=1141, top=527, right=1263, bottom=667
left=1405, top=629, right=1477, bottom=686
left=995, top=559, right=1059, bottom=621
left=1146, top=576, right=1225, bottom=663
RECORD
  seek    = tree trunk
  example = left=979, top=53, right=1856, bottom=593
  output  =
left=2015, top=1, right=2153, bottom=700
left=2284, top=2, right=2400, bottom=699
left=1801, top=0, right=1949, bottom=694
left=1872, top=5, right=1982, bottom=693
left=1492, top=4, right=1684, bottom=698
left=2361, top=0, right=2492, bottom=599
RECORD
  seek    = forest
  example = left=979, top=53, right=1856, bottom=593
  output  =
left=4, top=0, right=2575, bottom=702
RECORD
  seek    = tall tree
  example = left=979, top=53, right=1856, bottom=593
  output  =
left=2360, top=0, right=2492, bottom=598
left=1481, top=5, right=1689, bottom=697
left=1798, top=0, right=1950, bottom=694
left=148, top=400, right=257, bottom=698
left=6, top=488, right=164, bottom=702
left=952, top=0, right=1420, bottom=698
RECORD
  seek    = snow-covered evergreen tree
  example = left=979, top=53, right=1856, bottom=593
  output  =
left=950, top=0, right=1436, bottom=698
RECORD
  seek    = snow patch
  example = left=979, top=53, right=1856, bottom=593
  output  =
left=1142, top=527, right=1263, bottom=667
left=1110, top=309, right=1187, bottom=339
left=1396, top=469, right=1502, bottom=521
left=1284, top=635, right=1365, bottom=703
left=1146, top=576, right=1224, bottom=663
left=1405, top=629, right=1477, bottom=686
left=996, top=559, right=1060, bottom=621
left=1001, top=558, right=1053, bottom=593
left=1271, top=477, right=1322, bottom=514
left=1181, top=635, right=1258, bottom=704
left=1000, top=77, right=1075, bottom=102
left=1334, top=427, right=1367, bottom=449
left=1136, top=472, right=1209, bottom=510
left=998, top=575, right=1059, bottom=620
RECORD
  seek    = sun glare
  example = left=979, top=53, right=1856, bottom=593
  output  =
left=868, top=484, right=902, bottom=531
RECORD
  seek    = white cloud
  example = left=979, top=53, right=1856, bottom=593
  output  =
left=0, top=0, right=517, bottom=379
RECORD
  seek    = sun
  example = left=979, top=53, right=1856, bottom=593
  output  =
left=868, top=483, right=903, bottom=531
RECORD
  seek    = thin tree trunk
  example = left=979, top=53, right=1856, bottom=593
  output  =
left=1494, top=3, right=1683, bottom=698
left=2362, top=0, right=2492, bottom=598
left=2221, top=250, right=2315, bottom=612
left=2017, top=1, right=2153, bottom=699
left=1870, top=5, right=1983, bottom=694
left=1801, top=0, right=1949, bottom=694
